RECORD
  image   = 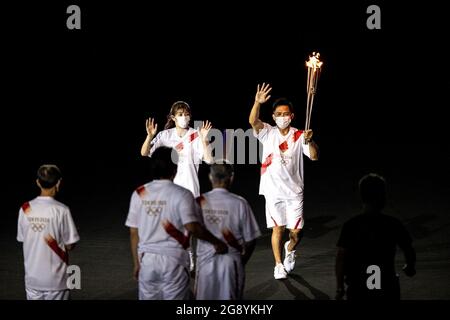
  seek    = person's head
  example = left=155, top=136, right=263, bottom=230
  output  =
left=272, top=98, right=294, bottom=130
left=150, top=146, right=178, bottom=180
left=359, top=173, right=386, bottom=211
left=164, top=101, right=192, bottom=130
left=209, top=161, right=234, bottom=189
left=36, top=164, right=62, bottom=193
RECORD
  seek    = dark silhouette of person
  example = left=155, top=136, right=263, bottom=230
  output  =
left=335, top=173, right=416, bottom=300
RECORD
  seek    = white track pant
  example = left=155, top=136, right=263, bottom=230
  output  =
left=195, top=254, right=244, bottom=300
left=139, top=253, right=190, bottom=300
left=26, top=288, right=70, bottom=300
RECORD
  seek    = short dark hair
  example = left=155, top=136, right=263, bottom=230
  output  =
left=272, top=98, right=294, bottom=113
left=37, top=164, right=62, bottom=189
left=150, top=147, right=178, bottom=179
left=359, top=173, right=386, bottom=209
left=209, top=161, right=234, bottom=185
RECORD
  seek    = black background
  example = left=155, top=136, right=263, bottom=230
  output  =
left=1, top=0, right=449, bottom=302
left=3, top=1, right=448, bottom=204
left=2, top=1, right=449, bottom=223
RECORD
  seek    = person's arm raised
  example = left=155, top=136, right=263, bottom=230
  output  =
left=140, top=117, right=158, bottom=156
left=249, top=83, right=272, bottom=134
left=198, top=120, right=213, bottom=164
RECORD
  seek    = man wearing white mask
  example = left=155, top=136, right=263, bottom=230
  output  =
left=249, top=83, right=319, bottom=280
left=140, top=101, right=213, bottom=272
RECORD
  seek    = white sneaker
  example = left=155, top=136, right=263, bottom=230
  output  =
left=274, top=263, right=288, bottom=280
left=283, top=241, right=296, bottom=273
left=189, top=250, right=195, bottom=272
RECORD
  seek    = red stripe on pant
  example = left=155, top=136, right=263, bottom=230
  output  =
left=270, top=216, right=278, bottom=227
left=162, top=220, right=190, bottom=249
left=44, top=235, right=68, bottom=264
left=294, top=217, right=302, bottom=229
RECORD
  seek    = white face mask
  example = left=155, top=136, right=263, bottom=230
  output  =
left=274, top=116, right=291, bottom=129
left=175, top=116, right=190, bottom=129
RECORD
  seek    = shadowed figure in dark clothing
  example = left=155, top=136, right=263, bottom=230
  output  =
left=335, top=173, right=416, bottom=300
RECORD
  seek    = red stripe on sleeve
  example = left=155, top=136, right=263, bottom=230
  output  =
left=293, top=130, right=303, bottom=142
left=21, top=202, right=31, bottom=214
left=136, top=185, right=147, bottom=198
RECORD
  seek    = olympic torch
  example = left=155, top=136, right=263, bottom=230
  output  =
left=305, top=52, right=323, bottom=137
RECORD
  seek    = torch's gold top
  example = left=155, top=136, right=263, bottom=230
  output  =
left=306, top=52, right=323, bottom=69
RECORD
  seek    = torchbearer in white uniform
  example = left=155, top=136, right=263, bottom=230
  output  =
left=249, top=83, right=319, bottom=280
left=195, top=162, right=261, bottom=300
left=17, top=164, right=80, bottom=300
left=126, top=146, right=228, bottom=300
left=140, top=101, right=213, bottom=272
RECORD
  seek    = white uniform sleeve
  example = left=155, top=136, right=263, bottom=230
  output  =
left=240, top=200, right=261, bottom=242
left=301, top=134, right=312, bottom=159
left=17, top=209, right=25, bottom=242
left=149, top=131, right=166, bottom=157
left=125, top=191, right=141, bottom=228
left=62, top=209, right=80, bottom=245
left=253, top=122, right=272, bottom=143
left=194, top=198, right=205, bottom=225
left=179, top=191, right=201, bottom=226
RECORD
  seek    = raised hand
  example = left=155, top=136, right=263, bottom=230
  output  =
left=145, top=117, right=158, bottom=136
left=199, top=120, right=212, bottom=141
left=255, top=83, right=272, bottom=104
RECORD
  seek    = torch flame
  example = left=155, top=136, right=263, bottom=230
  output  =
left=306, top=52, right=323, bottom=69
left=305, top=52, right=324, bottom=131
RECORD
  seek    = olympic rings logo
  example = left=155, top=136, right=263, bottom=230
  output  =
left=205, top=215, right=222, bottom=224
left=31, top=223, right=46, bottom=232
left=146, top=206, right=163, bottom=216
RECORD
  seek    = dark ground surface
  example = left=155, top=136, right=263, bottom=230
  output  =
left=1, top=146, right=449, bottom=300
left=1, top=1, right=449, bottom=300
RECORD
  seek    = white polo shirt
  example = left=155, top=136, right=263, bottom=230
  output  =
left=196, top=188, right=261, bottom=263
left=149, top=127, right=204, bottom=197
left=254, top=122, right=312, bottom=199
left=125, top=180, right=202, bottom=268
left=17, top=196, right=79, bottom=291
